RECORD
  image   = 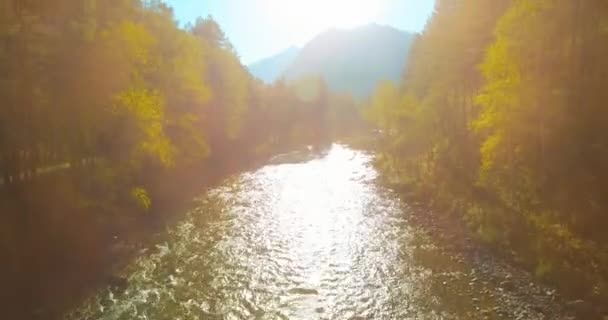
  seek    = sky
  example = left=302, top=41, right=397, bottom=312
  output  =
left=163, top=0, right=435, bottom=64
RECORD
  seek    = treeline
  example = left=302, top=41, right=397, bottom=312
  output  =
left=366, top=0, right=608, bottom=305
left=0, top=0, right=361, bottom=317
left=0, top=0, right=360, bottom=192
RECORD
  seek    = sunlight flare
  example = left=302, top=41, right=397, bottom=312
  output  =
left=262, top=0, right=388, bottom=32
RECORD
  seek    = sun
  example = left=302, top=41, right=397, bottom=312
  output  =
left=262, top=0, right=387, bottom=40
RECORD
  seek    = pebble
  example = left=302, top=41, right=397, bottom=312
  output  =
left=500, top=280, right=514, bottom=291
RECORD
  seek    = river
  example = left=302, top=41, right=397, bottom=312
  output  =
left=67, top=144, right=570, bottom=320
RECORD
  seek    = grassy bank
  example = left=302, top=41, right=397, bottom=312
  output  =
left=370, top=150, right=608, bottom=317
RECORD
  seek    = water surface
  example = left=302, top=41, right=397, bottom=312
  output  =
left=68, top=145, right=552, bottom=319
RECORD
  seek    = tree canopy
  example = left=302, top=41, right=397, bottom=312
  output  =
left=366, top=0, right=608, bottom=303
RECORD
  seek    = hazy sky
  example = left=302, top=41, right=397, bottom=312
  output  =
left=163, top=0, right=435, bottom=64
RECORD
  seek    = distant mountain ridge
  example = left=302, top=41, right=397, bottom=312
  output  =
left=248, top=24, right=415, bottom=98
left=247, top=46, right=300, bottom=83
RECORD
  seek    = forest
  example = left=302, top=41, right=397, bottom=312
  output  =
left=3, top=0, right=608, bottom=318
left=0, top=0, right=363, bottom=316
left=366, top=0, right=608, bottom=306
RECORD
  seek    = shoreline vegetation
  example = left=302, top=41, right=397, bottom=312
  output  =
left=364, top=0, right=608, bottom=316
left=0, top=1, right=362, bottom=318
left=377, top=170, right=606, bottom=319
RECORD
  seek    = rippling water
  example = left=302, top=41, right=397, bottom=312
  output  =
left=67, top=145, right=549, bottom=320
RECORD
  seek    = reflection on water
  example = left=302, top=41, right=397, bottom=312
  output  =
left=67, top=145, right=519, bottom=319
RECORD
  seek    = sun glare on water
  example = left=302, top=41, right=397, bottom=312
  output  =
left=262, top=0, right=388, bottom=35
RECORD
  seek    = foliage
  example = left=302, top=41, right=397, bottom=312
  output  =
left=0, top=1, right=364, bottom=317
left=366, top=0, right=608, bottom=302
left=130, top=187, right=152, bottom=212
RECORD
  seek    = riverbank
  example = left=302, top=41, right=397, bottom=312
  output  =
left=380, top=181, right=607, bottom=320
left=0, top=145, right=302, bottom=320
left=342, top=135, right=608, bottom=318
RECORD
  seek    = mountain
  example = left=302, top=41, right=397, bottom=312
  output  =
left=284, top=24, right=415, bottom=98
left=248, top=46, right=300, bottom=83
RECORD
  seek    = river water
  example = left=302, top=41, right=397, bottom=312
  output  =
left=67, top=145, right=565, bottom=320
